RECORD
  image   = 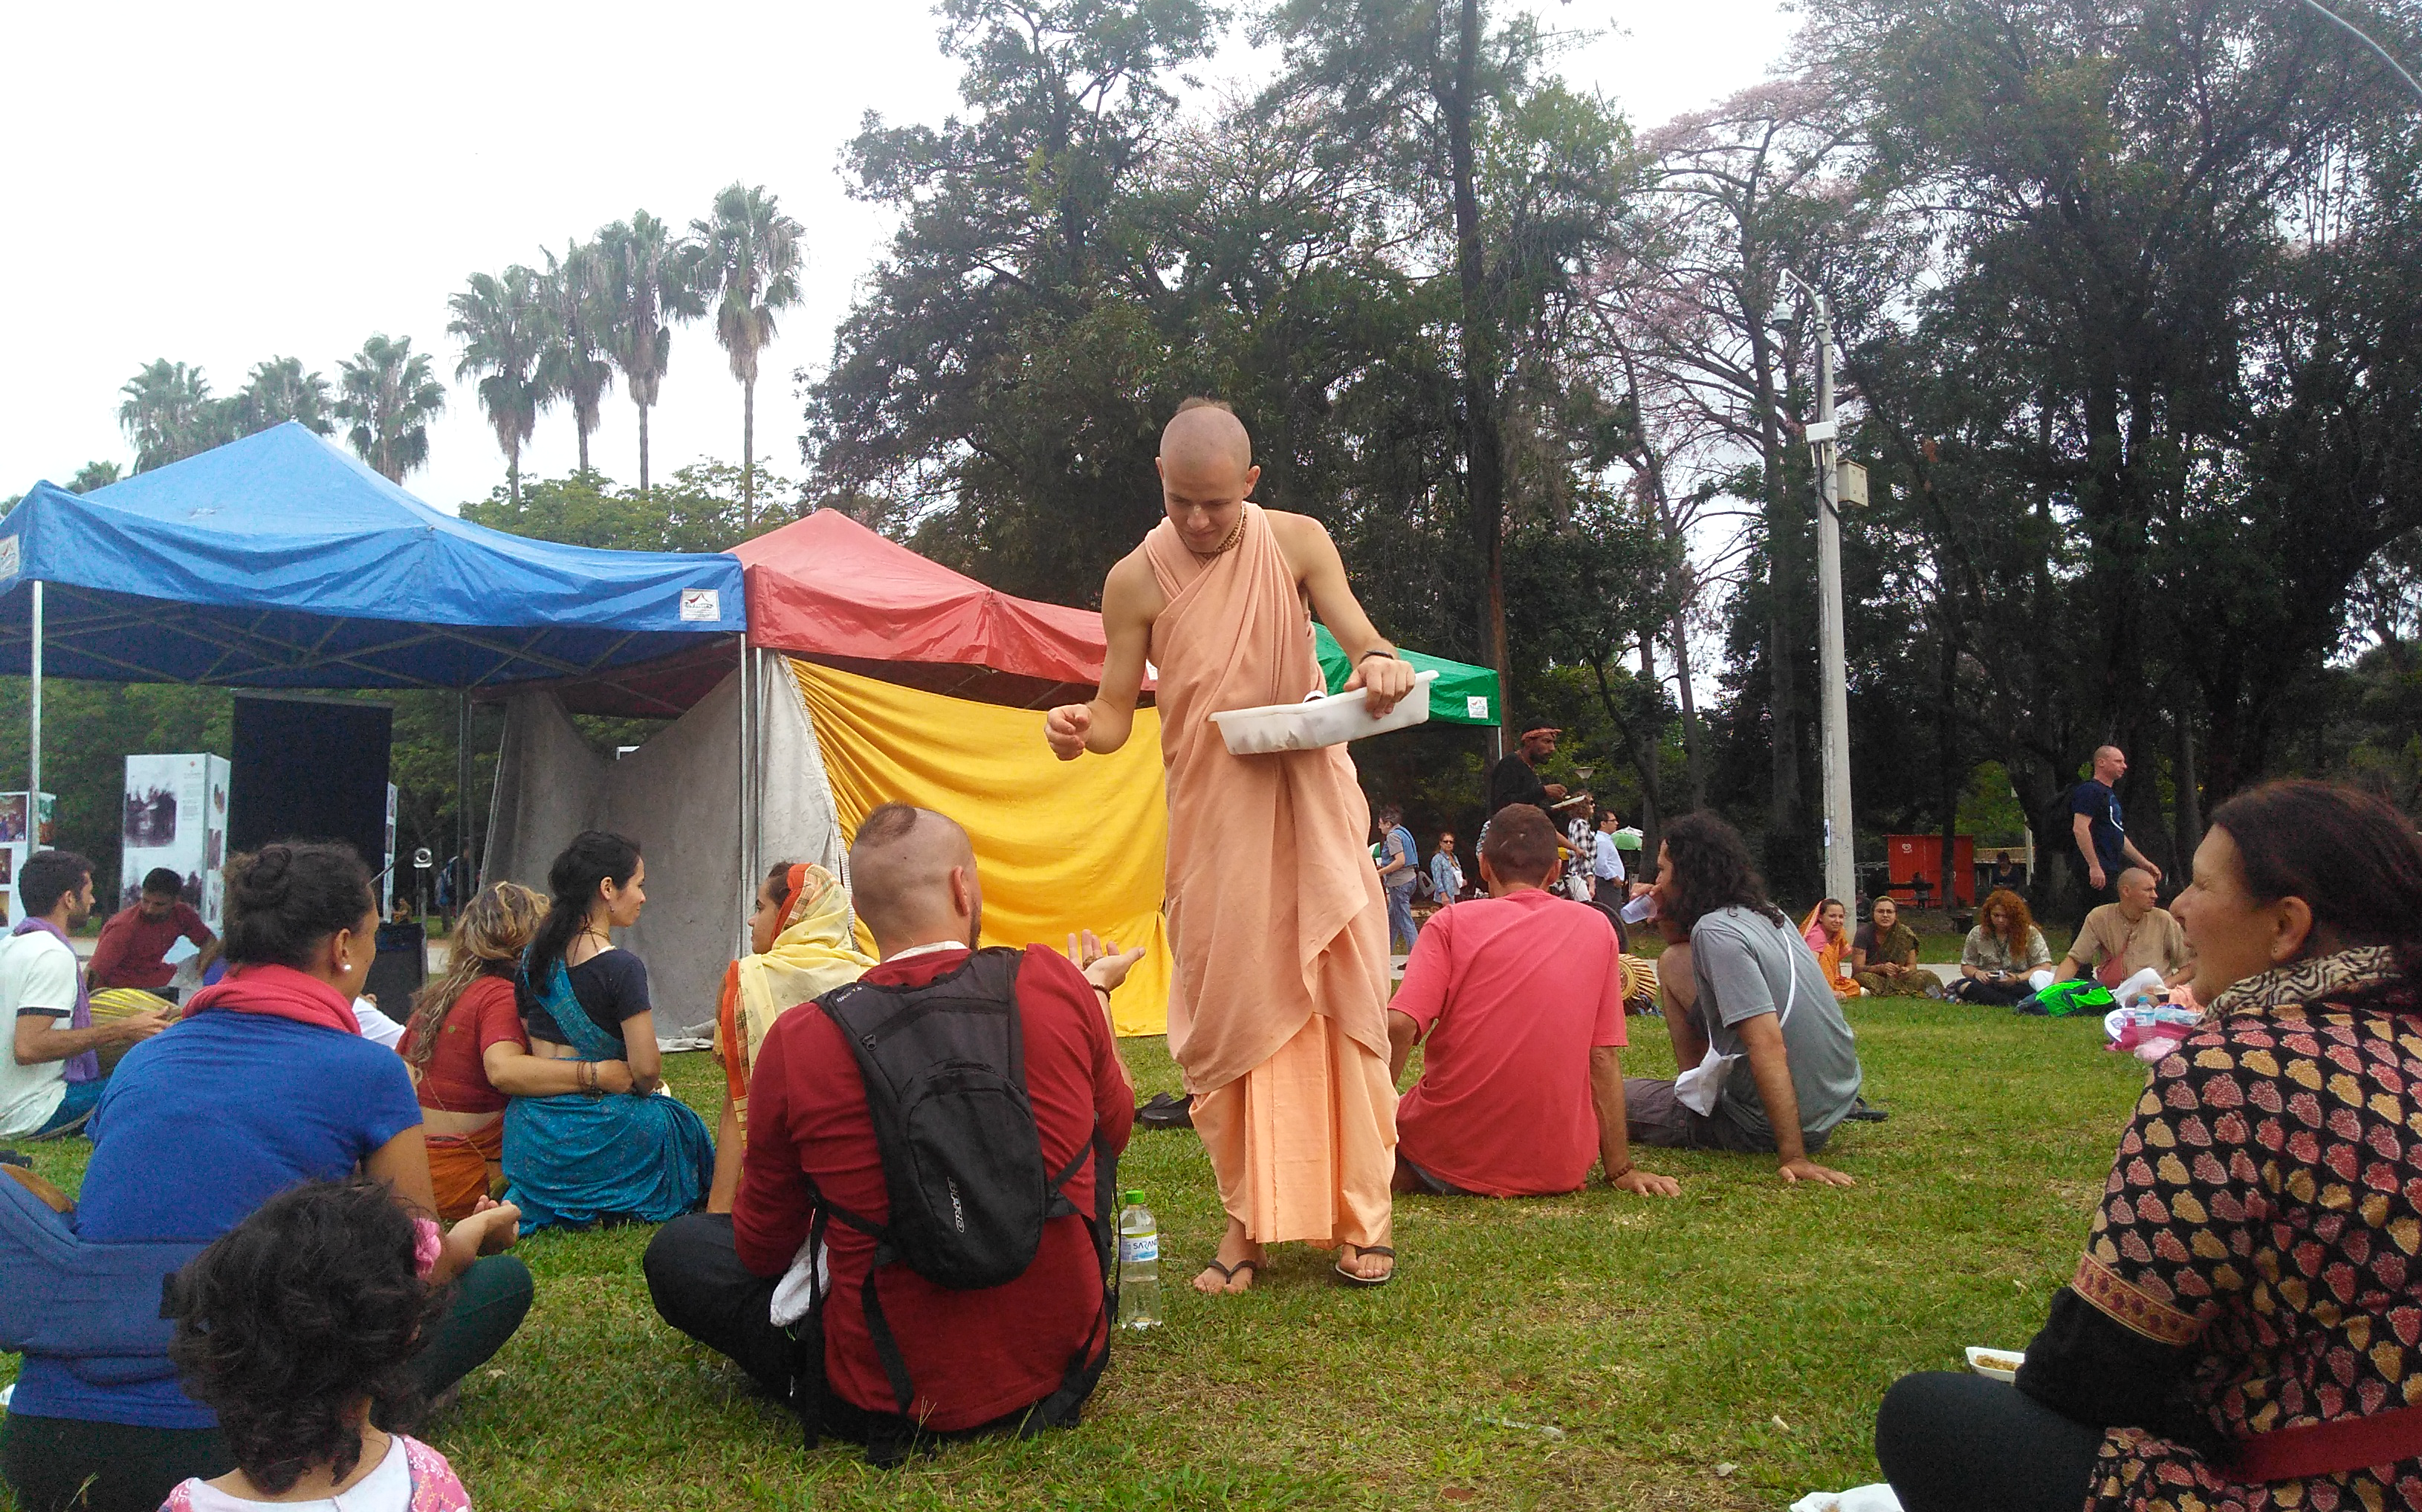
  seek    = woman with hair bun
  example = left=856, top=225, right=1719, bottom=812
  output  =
left=0, top=843, right=531, bottom=1512
left=503, top=831, right=713, bottom=1230
left=1877, top=781, right=2422, bottom=1512
left=398, top=881, right=634, bottom=1222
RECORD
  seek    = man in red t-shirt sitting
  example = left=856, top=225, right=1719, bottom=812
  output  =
left=644, top=803, right=1138, bottom=1452
left=1389, top=804, right=1681, bottom=1200
left=87, top=868, right=220, bottom=998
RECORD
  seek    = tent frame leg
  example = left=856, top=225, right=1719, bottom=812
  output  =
left=27, top=580, right=42, bottom=821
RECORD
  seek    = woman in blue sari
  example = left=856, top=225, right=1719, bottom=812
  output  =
left=502, top=831, right=713, bottom=1229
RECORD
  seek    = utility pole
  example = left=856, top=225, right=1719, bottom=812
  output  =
left=1786, top=273, right=1857, bottom=908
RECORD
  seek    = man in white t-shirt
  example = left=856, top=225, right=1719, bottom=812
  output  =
left=1, top=850, right=169, bottom=1140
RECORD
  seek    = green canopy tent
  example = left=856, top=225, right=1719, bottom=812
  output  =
left=1312, top=626, right=1499, bottom=726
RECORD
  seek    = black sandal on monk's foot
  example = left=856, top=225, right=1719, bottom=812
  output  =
left=1333, top=1245, right=1395, bottom=1288
left=1198, top=1256, right=1260, bottom=1291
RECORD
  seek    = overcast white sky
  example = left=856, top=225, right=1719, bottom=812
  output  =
left=4, top=0, right=1801, bottom=514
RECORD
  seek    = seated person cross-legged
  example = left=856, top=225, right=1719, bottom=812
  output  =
left=504, top=831, right=713, bottom=1230
left=86, top=868, right=220, bottom=1000
left=0, top=843, right=528, bottom=1512
left=1, top=851, right=169, bottom=1143
left=1622, top=813, right=1864, bottom=1186
left=2053, top=867, right=2195, bottom=995
left=1953, top=889, right=2054, bottom=1005
left=1387, top=803, right=1677, bottom=1201
left=1877, top=781, right=2422, bottom=1512
left=1851, top=896, right=1943, bottom=999
left=1801, top=899, right=1868, bottom=1001
left=645, top=804, right=1138, bottom=1461
left=396, top=882, right=632, bottom=1224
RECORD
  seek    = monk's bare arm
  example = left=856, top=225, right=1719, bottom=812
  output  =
left=1267, top=511, right=1417, bottom=716
left=1046, top=550, right=1160, bottom=759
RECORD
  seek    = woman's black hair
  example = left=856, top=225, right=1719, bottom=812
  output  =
left=527, top=830, right=642, bottom=980
left=1658, top=811, right=1787, bottom=932
left=165, top=1180, right=444, bottom=1496
left=762, top=860, right=795, bottom=901
left=221, top=843, right=375, bottom=969
left=2206, top=781, right=2422, bottom=981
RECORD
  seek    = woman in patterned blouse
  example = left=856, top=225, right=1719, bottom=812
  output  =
left=1876, top=779, right=2422, bottom=1512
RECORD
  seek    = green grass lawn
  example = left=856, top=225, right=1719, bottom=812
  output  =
left=4, top=1002, right=2145, bottom=1510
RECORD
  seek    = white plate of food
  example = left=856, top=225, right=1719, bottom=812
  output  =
left=1965, top=1346, right=2026, bottom=1382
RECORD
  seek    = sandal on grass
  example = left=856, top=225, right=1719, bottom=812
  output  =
left=1333, top=1245, right=1395, bottom=1288
left=1198, top=1256, right=1260, bottom=1289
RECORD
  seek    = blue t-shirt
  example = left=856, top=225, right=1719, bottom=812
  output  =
left=13, top=1012, right=423, bottom=1427
left=2070, top=779, right=2126, bottom=874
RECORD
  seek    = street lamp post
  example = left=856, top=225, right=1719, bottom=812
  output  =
left=1784, top=272, right=1858, bottom=909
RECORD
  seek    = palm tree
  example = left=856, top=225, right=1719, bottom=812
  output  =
left=537, top=241, right=615, bottom=476
left=692, top=183, right=802, bottom=530
left=234, top=356, right=334, bottom=435
left=117, top=360, right=223, bottom=471
left=597, top=211, right=702, bottom=494
left=336, top=334, right=446, bottom=483
left=448, top=267, right=548, bottom=504
left=68, top=461, right=121, bottom=493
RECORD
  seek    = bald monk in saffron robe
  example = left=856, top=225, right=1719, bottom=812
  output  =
left=1046, top=399, right=1414, bottom=1291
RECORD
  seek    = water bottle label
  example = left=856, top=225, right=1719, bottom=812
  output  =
left=1120, top=1234, right=1159, bottom=1264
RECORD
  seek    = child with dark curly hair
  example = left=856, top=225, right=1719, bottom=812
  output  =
left=160, top=1179, right=472, bottom=1511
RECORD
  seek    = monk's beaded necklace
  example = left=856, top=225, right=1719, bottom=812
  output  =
left=1191, top=511, right=1246, bottom=561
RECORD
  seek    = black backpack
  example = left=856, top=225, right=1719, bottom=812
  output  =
left=798, top=947, right=1116, bottom=1458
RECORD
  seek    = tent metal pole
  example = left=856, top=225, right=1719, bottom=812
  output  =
left=737, top=633, right=754, bottom=957
left=27, top=580, right=42, bottom=817
left=456, top=691, right=470, bottom=892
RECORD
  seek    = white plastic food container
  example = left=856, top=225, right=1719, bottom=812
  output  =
left=1211, top=669, right=1439, bottom=755
left=1964, top=1346, right=2026, bottom=1383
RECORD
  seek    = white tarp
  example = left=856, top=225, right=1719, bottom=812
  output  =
left=482, top=666, right=840, bottom=1042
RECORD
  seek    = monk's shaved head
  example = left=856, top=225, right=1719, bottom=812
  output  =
left=849, top=803, right=981, bottom=951
left=1160, top=398, right=1252, bottom=474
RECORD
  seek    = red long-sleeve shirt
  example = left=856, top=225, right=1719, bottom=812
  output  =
left=733, top=943, right=1135, bottom=1430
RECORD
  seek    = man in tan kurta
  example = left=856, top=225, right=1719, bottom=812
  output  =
left=1046, top=400, right=1414, bottom=1291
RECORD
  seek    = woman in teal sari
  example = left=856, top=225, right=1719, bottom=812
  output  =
left=502, top=831, right=713, bottom=1229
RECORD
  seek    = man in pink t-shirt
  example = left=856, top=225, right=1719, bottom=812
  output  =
left=1388, top=805, right=1680, bottom=1200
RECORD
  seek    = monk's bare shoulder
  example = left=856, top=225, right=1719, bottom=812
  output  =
left=1103, top=543, right=1166, bottom=623
left=1262, top=509, right=1342, bottom=582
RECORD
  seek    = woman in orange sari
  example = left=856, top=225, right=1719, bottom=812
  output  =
left=396, top=883, right=632, bottom=1221
left=706, top=861, right=873, bottom=1212
left=1800, top=898, right=1866, bottom=1001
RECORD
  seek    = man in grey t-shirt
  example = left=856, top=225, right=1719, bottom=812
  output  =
left=1625, top=814, right=1862, bottom=1186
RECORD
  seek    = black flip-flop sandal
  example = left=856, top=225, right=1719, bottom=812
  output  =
left=1333, top=1245, right=1395, bottom=1288
left=1199, top=1256, right=1260, bottom=1290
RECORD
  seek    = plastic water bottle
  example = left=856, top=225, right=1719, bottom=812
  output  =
left=1117, top=1190, right=1162, bottom=1329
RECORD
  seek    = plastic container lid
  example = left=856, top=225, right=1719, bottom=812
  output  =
left=1208, top=669, right=1439, bottom=755
left=1124, top=1189, right=1144, bottom=1204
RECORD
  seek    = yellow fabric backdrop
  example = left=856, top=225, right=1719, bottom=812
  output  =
left=789, top=659, right=1173, bottom=1036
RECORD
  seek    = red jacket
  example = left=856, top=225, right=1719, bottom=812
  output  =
left=733, top=943, right=1134, bottom=1429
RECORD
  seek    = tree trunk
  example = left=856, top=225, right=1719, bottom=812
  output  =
left=742, top=377, right=757, bottom=534
left=508, top=444, right=521, bottom=508
left=577, top=417, right=592, bottom=476
left=1671, top=622, right=1708, bottom=810
left=1746, top=314, right=1805, bottom=886
left=1444, top=0, right=1509, bottom=718
left=1635, top=632, right=1665, bottom=866
left=1937, top=608, right=1963, bottom=915
left=638, top=401, right=653, bottom=495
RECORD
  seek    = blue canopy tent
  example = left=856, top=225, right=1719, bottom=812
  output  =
left=0, top=423, right=751, bottom=923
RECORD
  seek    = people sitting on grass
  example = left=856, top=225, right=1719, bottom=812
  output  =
left=1875, top=779, right=2422, bottom=1512
left=644, top=804, right=1137, bottom=1461
left=1624, top=814, right=1862, bottom=1184
left=1952, top=889, right=2053, bottom=1005
left=0, top=851, right=167, bottom=1142
left=0, top=843, right=528, bottom=1512
left=1851, top=896, right=1943, bottom=998
left=505, top=831, right=713, bottom=1230
left=158, top=1181, right=477, bottom=1512
left=1800, top=898, right=1868, bottom=1000
left=87, top=867, right=220, bottom=999
left=707, top=860, right=872, bottom=1213
left=2051, top=866, right=2193, bottom=993
left=1386, top=803, right=1677, bottom=1200
left=397, top=882, right=632, bottom=1223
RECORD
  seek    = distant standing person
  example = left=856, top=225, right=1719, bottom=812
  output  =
left=1486, top=728, right=1568, bottom=821
left=1375, top=805, right=1421, bottom=953
left=1590, top=809, right=1628, bottom=904
left=1428, top=832, right=1466, bottom=906
left=86, top=869, right=220, bottom=999
left=2068, top=745, right=2160, bottom=915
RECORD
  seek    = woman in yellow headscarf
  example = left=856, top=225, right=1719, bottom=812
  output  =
left=706, top=860, right=875, bottom=1212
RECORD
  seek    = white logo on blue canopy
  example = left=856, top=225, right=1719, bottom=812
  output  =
left=679, top=588, right=721, bottom=623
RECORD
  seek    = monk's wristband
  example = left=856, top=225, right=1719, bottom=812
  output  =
left=1358, top=648, right=1398, bottom=663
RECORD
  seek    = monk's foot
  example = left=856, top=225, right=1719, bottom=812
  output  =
left=1335, top=1242, right=1396, bottom=1285
left=1194, top=1224, right=1263, bottom=1295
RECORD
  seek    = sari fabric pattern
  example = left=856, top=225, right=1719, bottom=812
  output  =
left=2071, top=947, right=2422, bottom=1511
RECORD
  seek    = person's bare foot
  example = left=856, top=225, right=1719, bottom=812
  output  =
left=1335, top=1242, right=1395, bottom=1285
left=1193, top=1220, right=1263, bottom=1294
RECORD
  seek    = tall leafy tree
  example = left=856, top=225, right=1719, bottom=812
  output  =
left=68, top=461, right=121, bottom=493
left=336, top=334, right=446, bottom=483
left=537, top=241, right=615, bottom=475
left=448, top=267, right=548, bottom=504
left=597, top=212, right=702, bottom=494
left=693, top=183, right=803, bottom=530
left=117, top=360, right=225, bottom=472
left=234, top=356, right=334, bottom=435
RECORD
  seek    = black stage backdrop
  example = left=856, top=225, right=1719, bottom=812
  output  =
left=230, top=695, right=392, bottom=879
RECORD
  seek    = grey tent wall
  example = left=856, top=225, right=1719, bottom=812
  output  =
left=482, top=669, right=841, bottom=1043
